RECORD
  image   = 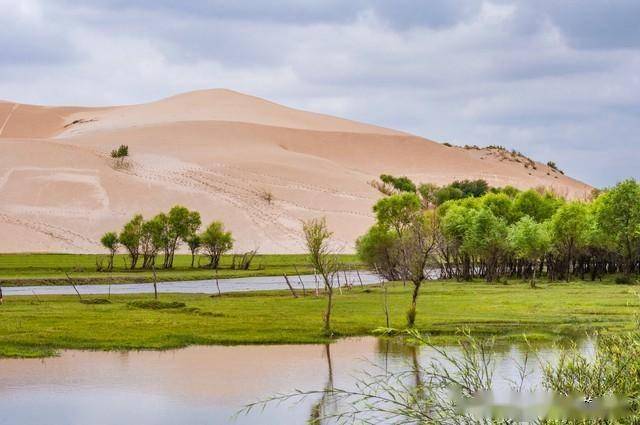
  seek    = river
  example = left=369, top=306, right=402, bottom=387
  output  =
left=2, top=271, right=380, bottom=296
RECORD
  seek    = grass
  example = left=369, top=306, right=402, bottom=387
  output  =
left=1, top=279, right=638, bottom=358
left=0, top=253, right=361, bottom=286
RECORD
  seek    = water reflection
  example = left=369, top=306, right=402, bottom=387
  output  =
left=0, top=337, right=591, bottom=425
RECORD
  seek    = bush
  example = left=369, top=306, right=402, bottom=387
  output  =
left=615, top=275, right=635, bottom=285
left=110, top=145, right=129, bottom=158
left=546, top=161, right=564, bottom=174
left=80, top=298, right=111, bottom=305
left=127, top=300, right=186, bottom=310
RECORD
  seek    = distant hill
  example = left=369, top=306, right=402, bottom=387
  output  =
left=0, top=89, right=591, bottom=253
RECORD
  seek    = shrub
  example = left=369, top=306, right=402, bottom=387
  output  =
left=547, top=161, right=564, bottom=174
left=127, top=300, right=186, bottom=310
left=80, top=298, right=111, bottom=305
left=110, top=145, right=129, bottom=158
left=615, top=275, right=634, bottom=284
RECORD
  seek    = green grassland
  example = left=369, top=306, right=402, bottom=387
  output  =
left=1, top=279, right=638, bottom=358
left=0, top=253, right=361, bottom=286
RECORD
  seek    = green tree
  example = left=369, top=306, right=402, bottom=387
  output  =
left=508, top=216, right=551, bottom=287
left=549, top=202, right=589, bottom=281
left=480, top=192, right=516, bottom=224
left=379, top=174, right=417, bottom=193
left=440, top=204, right=477, bottom=280
left=373, top=193, right=421, bottom=236
left=450, top=179, right=489, bottom=198
left=303, top=217, right=339, bottom=335
left=100, top=232, right=119, bottom=271
left=417, top=183, right=438, bottom=209
left=200, top=221, right=234, bottom=269
left=356, top=224, right=401, bottom=281
left=434, top=186, right=464, bottom=206
left=397, top=212, right=438, bottom=327
left=186, top=234, right=202, bottom=268
left=119, top=214, right=143, bottom=269
left=160, top=206, right=202, bottom=268
left=464, top=208, right=509, bottom=282
left=594, top=179, right=640, bottom=277
left=513, top=189, right=560, bottom=222
left=140, top=216, right=164, bottom=269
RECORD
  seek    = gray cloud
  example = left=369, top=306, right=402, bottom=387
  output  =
left=0, top=0, right=638, bottom=187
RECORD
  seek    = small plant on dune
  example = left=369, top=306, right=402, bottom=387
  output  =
left=110, top=144, right=130, bottom=169
left=547, top=160, right=564, bottom=174
left=259, top=188, right=274, bottom=204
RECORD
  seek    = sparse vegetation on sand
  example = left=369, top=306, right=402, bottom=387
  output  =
left=0, top=279, right=638, bottom=358
left=0, top=253, right=361, bottom=286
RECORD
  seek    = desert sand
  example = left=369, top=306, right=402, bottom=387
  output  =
left=0, top=89, right=591, bottom=253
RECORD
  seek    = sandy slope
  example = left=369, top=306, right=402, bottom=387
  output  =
left=0, top=89, right=591, bottom=253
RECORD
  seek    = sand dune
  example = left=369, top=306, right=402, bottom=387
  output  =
left=0, top=89, right=591, bottom=253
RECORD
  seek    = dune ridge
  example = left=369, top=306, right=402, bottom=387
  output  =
left=0, top=89, right=591, bottom=253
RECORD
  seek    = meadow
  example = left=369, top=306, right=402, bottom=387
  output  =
left=0, top=253, right=361, bottom=286
left=1, top=279, right=637, bottom=358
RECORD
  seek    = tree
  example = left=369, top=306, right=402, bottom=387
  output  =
left=434, top=186, right=464, bottom=206
left=417, top=183, right=438, bottom=209
left=100, top=232, right=119, bottom=271
left=464, top=208, right=509, bottom=282
left=440, top=204, right=477, bottom=280
left=186, top=234, right=201, bottom=268
left=365, top=191, right=438, bottom=327
left=159, top=206, right=202, bottom=269
left=356, top=224, right=401, bottom=281
left=508, top=216, right=551, bottom=287
left=379, top=174, right=417, bottom=193
left=302, top=217, right=339, bottom=335
left=450, top=179, right=489, bottom=198
left=549, top=202, right=589, bottom=281
left=480, top=192, right=516, bottom=224
left=140, top=216, right=164, bottom=269
left=513, top=190, right=560, bottom=222
left=373, top=193, right=421, bottom=236
left=119, top=214, right=143, bottom=269
left=200, top=221, right=233, bottom=269
left=594, top=179, right=640, bottom=277
left=397, top=212, right=438, bottom=327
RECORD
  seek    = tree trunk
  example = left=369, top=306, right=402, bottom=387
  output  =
left=324, top=287, right=333, bottom=335
left=152, top=265, right=158, bottom=300
left=530, top=261, right=537, bottom=289
left=407, top=280, right=422, bottom=327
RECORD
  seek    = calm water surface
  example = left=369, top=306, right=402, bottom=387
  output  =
left=0, top=337, right=592, bottom=425
left=3, top=271, right=379, bottom=296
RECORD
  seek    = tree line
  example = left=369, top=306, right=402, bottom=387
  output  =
left=357, top=176, right=640, bottom=326
left=100, top=205, right=233, bottom=271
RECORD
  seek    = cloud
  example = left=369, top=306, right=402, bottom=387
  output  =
left=0, top=0, right=638, bottom=187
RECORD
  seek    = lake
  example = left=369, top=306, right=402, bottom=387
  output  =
left=0, top=337, right=591, bottom=424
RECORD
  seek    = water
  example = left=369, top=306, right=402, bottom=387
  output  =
left=2, top=271, right=379, bottom=296
left=0, top=337, right=591, bottom=425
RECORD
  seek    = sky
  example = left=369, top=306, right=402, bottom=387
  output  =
left=1, top=1, right=638, bottom=188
